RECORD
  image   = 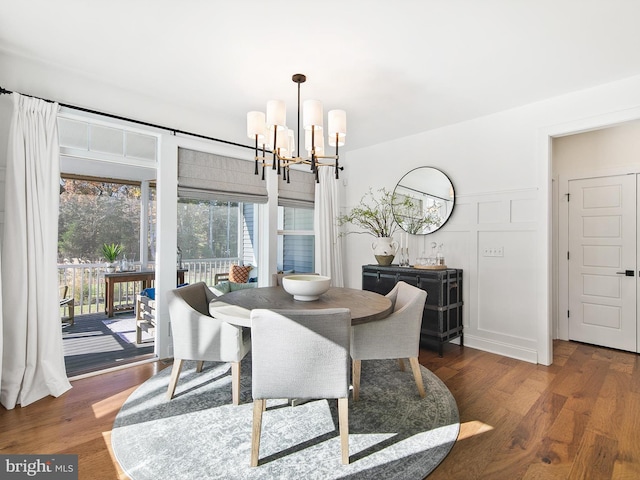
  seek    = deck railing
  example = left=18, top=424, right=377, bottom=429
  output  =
left=58, top=258, right=240, bottom=315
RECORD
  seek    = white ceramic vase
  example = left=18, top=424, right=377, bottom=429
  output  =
left=372, top=237, right=398, bottom=265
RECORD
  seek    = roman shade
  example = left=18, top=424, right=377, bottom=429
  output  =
left=178, top=148, right=268, bottom=204
left=278, top=168, right=315, bottom=207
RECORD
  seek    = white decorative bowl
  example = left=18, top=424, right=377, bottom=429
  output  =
left=282, top=275, right=331, bottom=301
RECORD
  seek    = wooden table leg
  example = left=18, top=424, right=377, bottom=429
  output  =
left=106, top=279, right=115, bottom=318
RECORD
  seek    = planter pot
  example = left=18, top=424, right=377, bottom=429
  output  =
left=105, top=263, right=116, bottom=273
left=372, top=237, right=398, bottom=265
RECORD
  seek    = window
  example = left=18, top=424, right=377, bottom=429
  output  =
left=277, top=205, right=314, bottom=273
left=177, top=199, right=242, bottom=259
left=177, top=198, right=258, bottom=284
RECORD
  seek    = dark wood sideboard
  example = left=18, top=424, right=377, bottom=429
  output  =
left=362, top=264, right=463, bottom=356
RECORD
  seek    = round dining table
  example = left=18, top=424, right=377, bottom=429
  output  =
left=209, top=286, right=393, bottom=327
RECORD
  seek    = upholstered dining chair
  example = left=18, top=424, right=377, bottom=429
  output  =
left=166, top=282, right=251, bottom=405
left=350, top=281, right=427, bottom=401
left=250, top=308, right=352, bottom=467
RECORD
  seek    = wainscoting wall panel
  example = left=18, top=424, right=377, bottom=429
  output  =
left=422, top=188, right=540, bottom=363
left=510, top=197, right=537, bottom=223
left=478, top=200, right=508, bottom=224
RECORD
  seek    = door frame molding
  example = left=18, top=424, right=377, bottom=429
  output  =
left=540, top=106, right=640, bottom=365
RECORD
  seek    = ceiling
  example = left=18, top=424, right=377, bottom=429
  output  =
left=2, top=0, right=640, bottom=153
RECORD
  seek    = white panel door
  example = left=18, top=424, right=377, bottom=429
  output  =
left=568, top=175, right=637, bottom=352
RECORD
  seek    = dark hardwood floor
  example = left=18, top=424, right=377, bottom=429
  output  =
left=1, top=340, right=638, bottom=479
left=424, top=340, right=640, bottom=479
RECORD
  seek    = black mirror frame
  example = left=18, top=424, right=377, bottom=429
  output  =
left=392, top=167, right=455, bottom=235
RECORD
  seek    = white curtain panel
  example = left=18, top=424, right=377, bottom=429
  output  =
left=0, top=249, right=3, bottom=398
left=314, top=167, right=344, bottom=286
left=1, top=93, right=71, bottom=409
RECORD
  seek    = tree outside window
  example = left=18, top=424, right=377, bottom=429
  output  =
left=177, top=198, right=241, bottom=259
left=58, top=178, right=143, bottom=263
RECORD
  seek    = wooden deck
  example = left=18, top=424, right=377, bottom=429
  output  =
left=62, top=310, right=155, bottom=377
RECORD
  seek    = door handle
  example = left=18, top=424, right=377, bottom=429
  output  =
left=615, top=270, right=634, bottom=276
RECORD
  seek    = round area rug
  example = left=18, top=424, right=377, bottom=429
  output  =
left=112, top=357, right=459, bottom=480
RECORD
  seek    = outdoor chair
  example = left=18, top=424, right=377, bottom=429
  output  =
left=135, top=291, right=155, bottom=344
left=60, top=285, right=75, bottom=326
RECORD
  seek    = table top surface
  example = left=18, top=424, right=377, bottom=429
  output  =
left=209, top=286, right=393, bottom=327
left=104, top=268, right=188, bottom=279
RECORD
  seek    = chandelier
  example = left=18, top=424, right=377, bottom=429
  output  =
left=246, top=74, right=346, bottom=183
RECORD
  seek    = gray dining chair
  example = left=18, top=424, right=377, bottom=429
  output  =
left=250, top=308, right=352, bottom=467
left=166, top=282, right=251, bottom=405
left=350, top=281, right=427, bottom=401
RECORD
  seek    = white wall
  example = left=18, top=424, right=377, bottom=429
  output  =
left=0, top=51, right=223, bottom=147
left=342, top=74, right=640, bottom=365
left=553, top=120, right=640, bottom=177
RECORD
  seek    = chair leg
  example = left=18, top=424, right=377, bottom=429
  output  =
left=251, top=399, right=265, bottom=467
left=338, top=397, right=349, bottom=464
left=397, top=358, right=405, bottom=371
left=231, top=361, right=241, bottom=405
left=409, top=357, right=426, bottom=398
left=166, top=358, right=184, bottom=400
left=68, top=299, right=75, bottom=326
left=352, top=360, right=361, bottom=401
left=136, top=324, right=142, bottom=344
left=196, top=360, right=205, bottom=373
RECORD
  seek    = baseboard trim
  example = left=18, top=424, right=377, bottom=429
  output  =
left=68, top=355, right=159, bottom=381
left=464, top=334, right=539, bottom=364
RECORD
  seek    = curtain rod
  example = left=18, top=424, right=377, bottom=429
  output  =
left=0, top=86, right=253, bottom=151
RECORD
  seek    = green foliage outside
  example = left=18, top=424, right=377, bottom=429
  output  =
left=177, top=198, right=239, bottom=259
left=58, top=179, right=241, bottom=263
left=58, top=178, right=246, bottom=316
left=58, top=179, right=141, bottom=262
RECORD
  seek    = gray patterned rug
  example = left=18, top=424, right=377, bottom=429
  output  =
left=112, top=356, right=459, bottom=479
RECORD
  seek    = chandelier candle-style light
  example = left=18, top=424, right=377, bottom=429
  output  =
left=247, top=74, right=346, bottom=183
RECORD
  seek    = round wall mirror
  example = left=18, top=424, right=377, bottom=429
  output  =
left=392, top=167, right=455, bottom=234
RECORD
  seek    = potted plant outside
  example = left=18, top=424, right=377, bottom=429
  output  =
left=337, top=187, right=400, bottom=265
left=102, top=243, right=123, bottom=273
